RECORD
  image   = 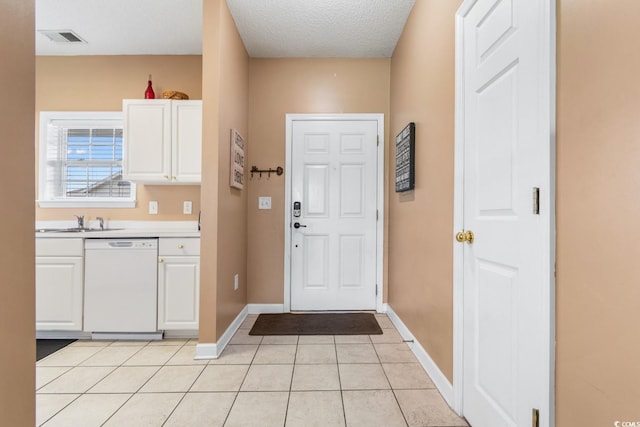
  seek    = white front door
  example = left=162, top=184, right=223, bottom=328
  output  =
left=290, top=119, right=379, bottom=311
left=457, top=0, right=554, bottom=426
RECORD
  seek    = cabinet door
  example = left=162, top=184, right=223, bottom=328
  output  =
left=36, top=257, right=83, bottom=331
left=123, top=99, right=172, bottom=183
left=172, top=101, right=202, bottom=183
left=158, top=256, right=200, bottom=330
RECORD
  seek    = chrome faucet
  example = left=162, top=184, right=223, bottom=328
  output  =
left=74, top=215, right=85, bottom=229
left=96, top=217, right=104, bottom=231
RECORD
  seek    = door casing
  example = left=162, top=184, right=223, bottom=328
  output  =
left=284, top=114, right=385, bottom=312
left=452, top=0, right=556, bottom=425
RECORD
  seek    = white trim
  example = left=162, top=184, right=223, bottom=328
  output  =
left=386, top=305, right=455, bottom=409
left=452, top=1, right=470, bottom=416
left=541, top=1, right=557, bottom=425
left=284, top=113, right=385, bottom=313
left=195, top=306, right=249, bottom=359
left=217, top=305, right=249, bottom=357
left=453, top=1, right=556, bottom=425
left=248, top=304, right=285, bottom=314
left=38, top=199, right=137, bottom=209
left=194, top=343, right=218, bottom=360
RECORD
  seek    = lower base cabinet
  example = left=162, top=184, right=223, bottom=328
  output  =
left=36, top=239, right=84, bottom=331
left=158, top=238, right=200, bottom=330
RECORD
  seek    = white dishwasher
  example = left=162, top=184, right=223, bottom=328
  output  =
left=84, top=238, right=159, bottom=336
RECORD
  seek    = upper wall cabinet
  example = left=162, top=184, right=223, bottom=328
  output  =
left=123, top=99, right=202, bottom=184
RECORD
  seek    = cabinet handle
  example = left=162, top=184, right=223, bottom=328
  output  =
left=164, top=175, right=169, bottom=180
left=159, top=258, right=164, bottom=263
left=172, top=176, right=177, bottom=180
left=178, top=244, right=185, bottom=249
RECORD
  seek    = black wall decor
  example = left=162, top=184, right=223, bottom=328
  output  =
left=395, top=122, right=415, bottom=192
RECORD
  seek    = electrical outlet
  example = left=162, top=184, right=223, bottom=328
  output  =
left=183, top=200, right=193, bottom=215
left=258, top=197, right=272, bottom=210
left=234, top=274, right=239, bottom=290
left=149, top=200, right=158, bottom=215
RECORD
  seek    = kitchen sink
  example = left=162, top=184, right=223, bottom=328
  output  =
left=36, top=227, right=123, bottom=233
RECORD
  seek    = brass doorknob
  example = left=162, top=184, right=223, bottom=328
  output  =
left=455, top=230, right=474, bottom=244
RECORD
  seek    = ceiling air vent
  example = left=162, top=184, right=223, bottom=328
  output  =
left=38, top=30, right=86, bottom=43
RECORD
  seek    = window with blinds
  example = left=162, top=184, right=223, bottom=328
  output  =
left=39, top=112, right=136, bottom=208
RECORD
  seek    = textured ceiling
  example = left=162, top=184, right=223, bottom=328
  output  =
left=35, top=0, right=414, bottom=58
left=226, top=0, right=415, bottom=57
left=36, top=0, right=203, bottom=56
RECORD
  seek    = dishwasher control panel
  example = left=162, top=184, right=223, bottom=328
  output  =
left=85, top=238, right=158, bottom=250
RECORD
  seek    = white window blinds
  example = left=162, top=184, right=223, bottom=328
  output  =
left=39, top=112, right=136, bottom=208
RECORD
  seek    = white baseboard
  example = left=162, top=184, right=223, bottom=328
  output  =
left=378, top=303, right=389, bottom=313
left=195, top=305, right=249, bottom=359
left=386, top=305, right=455, bottom=408
left=248, top=304, right=285, bottom=314
left=194, top=343, right=218, bottom=360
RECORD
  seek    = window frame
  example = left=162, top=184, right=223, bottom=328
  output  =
left=38, top=111, right=137, bottom=208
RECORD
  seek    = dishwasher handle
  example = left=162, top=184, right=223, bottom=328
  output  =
left=108, top=241, right=134, bottom=248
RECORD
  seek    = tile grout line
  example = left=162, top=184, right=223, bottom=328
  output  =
left=281, top=335, right=299, bottom=427
left=159, top=340, right=205, bottom=426
left=334, top=338, right=349, bottom=427
left=101, top=340, right=189, bottom=426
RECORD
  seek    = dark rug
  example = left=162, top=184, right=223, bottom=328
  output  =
left=249, top=313, right=382, bottom=336
left=36, top=339, right=76, bottom=361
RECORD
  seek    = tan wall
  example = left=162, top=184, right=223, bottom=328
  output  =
left=388, top=0, right=460, bottom=382
left=36, top=55, right=202, bottom=222
left=199, top=0, right=222, bottom=343
left=247, top=58, right=391, bottom=303
left=214, top=1, right=250, bottom=338
left=556, top=0, right=640, bottom=423
left=0, top=0, right=35, bottom=425
left=199, top=0, right=249, bottom=342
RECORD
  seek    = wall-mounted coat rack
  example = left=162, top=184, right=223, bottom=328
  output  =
left=250, top=165, right=284, bottom=179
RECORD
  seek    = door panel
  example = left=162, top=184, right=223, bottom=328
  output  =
left=460, top=0, right=549, bottom=425
left=291, top=120, right=378, bottom=311
left=304, top=165, right=329, bottom=217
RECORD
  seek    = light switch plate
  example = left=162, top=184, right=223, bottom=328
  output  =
left=149, top=200, right=158, bottom=215
left=258, top=197, right=272, bottom=210
left=183, top=200, right=193, bottom=215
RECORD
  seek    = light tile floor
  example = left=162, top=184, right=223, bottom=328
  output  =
left=36, top=314, right=469, bottom=427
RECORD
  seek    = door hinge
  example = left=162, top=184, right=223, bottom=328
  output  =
left=532, top=408, right=540, bottom=427
left=376, top=210, right=379, bottom=221
left=375, top=285, right=378, bottom=296
left=377, top=135, right=380, bottom=146
left=532, top=187, right=540, bottom=215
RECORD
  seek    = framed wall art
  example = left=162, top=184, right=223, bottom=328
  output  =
left=230, top=128, right=245, bottom=189
left=395, top=122, right=415, bottom=192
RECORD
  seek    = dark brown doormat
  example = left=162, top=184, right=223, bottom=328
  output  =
left=249, top=313, right=383, bottom=336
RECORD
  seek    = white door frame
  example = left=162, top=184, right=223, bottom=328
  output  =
left=452, top=0, right=556, bottom=425
left=284, top=114, right=385, bottom=313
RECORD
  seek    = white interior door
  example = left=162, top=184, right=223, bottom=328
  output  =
left=458, top=0, right=553, bottom=426
left=290, top=119, right=378, bottom=311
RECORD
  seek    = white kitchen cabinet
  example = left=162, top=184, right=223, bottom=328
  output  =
left=158, top=238, right=200, bottom=330
left=123, top=99, right=202, bottom=184
left=36, top=239, right=84, bottom=331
